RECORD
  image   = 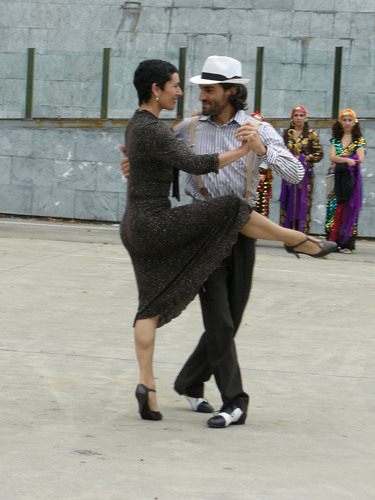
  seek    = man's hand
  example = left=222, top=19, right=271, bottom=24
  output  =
left=235, top=122, right=267, bottom=156
left=119, top=145, right=130, bottom=178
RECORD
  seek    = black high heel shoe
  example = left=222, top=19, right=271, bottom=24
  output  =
left=285, top=236, right=337, bottom=259
left=135, top=383, right=163, bottom=421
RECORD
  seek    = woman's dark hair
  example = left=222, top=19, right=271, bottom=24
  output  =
left=282, top=121, right=309, bottom=145
left=220, top=83, right=248, bottom=112
left=134, top=59, right=178, bottom=105
left=332, top=120, right=363, bottom=141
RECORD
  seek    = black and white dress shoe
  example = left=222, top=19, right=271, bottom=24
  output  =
left=184, top=395, right=214, bottom=413
left=207, top=405, right=246, bottom=428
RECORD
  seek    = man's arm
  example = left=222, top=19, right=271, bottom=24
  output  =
left=258, top=122, right=304, bottom=183
left=237, top=121, right=304, bottom=184
left=185, top=173, right=207, bottom=201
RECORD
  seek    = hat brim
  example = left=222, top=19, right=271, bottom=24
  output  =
left=190, top=75, right=250, bottom=85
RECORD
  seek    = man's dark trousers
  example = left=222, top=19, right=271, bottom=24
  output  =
left=174, top=234, right=256, bottom=414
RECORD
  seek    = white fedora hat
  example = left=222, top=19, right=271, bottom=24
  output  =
left=190, top=55, right=250, bottom=85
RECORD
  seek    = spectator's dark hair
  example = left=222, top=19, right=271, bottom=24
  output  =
left=332, top=120, right=363, bottom=141
left=220, top=83, right=248, bottom=112
left=282, top=122, right=310, bottom=144
left=134, top=59, right=178, bottom=105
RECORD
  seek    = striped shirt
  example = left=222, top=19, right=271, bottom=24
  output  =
left=174, top=110, right=304, bottom=207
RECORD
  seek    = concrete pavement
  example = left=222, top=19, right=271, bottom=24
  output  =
left=1, top=217, right=375, bottom=500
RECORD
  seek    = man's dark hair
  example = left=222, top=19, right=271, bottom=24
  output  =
left=220, top=83, right=248, bottom=112
left=134, top=59, right=178, bottom=105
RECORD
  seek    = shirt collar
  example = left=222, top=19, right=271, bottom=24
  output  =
left=198, top=109, right=252, bottom=127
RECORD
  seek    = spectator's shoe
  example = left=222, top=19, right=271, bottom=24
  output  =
left=207, top=405, right=246, bottom=428
left=184, top=395, right=214, bottom=413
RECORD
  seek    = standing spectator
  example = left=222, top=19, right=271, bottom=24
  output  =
left=325, top=109, right=366, bottom=253
left=252, top=111, right=273, bottom=217
left=279, top=106, right=324, bottom=233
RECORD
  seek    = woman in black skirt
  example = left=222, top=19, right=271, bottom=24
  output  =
left=121, top=59, right=337, bottom=421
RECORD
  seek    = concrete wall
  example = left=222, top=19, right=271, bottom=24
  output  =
left=1, top=1, right=375, bottom=119
left=0, top=1, right=374, bottom=235
left=1, top=119, right=374, bottom=238
left=0, top=121, right=128, bottom=222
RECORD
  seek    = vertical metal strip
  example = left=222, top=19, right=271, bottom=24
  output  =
left=101, top=48, right=111, bottom=119
left=177, top=47, right=187, bottom=120
left=332, top=46, right=343, bottom=119
left=254, top=46, right=264, bottom=113
left=25, top=48, right=35, bottom=119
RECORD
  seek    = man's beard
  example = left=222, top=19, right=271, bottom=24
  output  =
left=201, top=100, right=226, bottom=117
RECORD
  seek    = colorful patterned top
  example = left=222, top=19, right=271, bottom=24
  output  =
left=330, top=137, right=366, bottom=156
left=285, top=128, right=324, bottom=163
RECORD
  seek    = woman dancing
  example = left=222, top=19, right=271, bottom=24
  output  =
left=120, top=60, right=337, bottom=421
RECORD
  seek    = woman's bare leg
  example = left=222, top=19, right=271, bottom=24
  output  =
left=240, top=211, right=322, bottom=254
left=134, top=315, right=160, bottom=411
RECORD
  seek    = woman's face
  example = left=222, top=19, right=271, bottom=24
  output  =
left=157, top=73, right=183, bottom=110
left=341, top=116, right=354, bottom=132
left=292, top=111, right=306, bottom=128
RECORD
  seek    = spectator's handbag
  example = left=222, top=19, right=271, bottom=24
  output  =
left=334, top=163, right=355, bottom=203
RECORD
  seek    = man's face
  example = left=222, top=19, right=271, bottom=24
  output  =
left=198, top=84, right=233, bottom=117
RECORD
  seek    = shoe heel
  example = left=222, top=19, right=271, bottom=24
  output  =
left=135, top=383, right=163, bottom=421
left=284, top=244, right=300, bottom=259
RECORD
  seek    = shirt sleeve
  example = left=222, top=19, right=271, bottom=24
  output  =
left=185, top=173, right=207, bottom=201
left=258, top=122, right=305, bottom=184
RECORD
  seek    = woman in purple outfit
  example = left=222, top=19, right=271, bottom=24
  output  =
left=325, top=109, right=366, bottom=253
left=279, top=105, right=324, bottom=233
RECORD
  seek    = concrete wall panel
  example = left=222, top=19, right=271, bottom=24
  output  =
left=0, top=1, right=374, bottom=232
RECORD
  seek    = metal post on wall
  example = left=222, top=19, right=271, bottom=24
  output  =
left=25, top=48, right=35, bottom=119
left=254, top=47, right=264, bottom=113
left=177, top=47, right=187, bottom=120
left=332, top=46, right=343, bottom=120
left=101, top=48, right=111, bottom=119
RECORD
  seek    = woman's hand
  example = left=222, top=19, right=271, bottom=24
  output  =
left=235, top=122, right=267, bottom=156
left=119, top=145, right=130, bottom=178
left=346, top=158, right=356, bottom=167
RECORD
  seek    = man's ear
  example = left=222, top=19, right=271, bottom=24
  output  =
left=227, top=86, right=237, bottom=97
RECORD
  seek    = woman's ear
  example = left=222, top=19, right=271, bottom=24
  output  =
left=151, top=82, right=159, bottom=99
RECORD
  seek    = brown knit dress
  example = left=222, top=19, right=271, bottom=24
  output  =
left=120, top=110, right=252, bottom=327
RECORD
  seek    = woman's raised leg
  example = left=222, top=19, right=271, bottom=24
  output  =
left=240, top=210, right=336, bottom=256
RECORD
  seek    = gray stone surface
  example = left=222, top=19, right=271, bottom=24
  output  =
left=0, top=119, right=374, bottom=235
left=1, top=2, right=375, bottom=118
left=1, top=2, right=375, bottom=228
left=0, top=217, right=374, bottom=500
